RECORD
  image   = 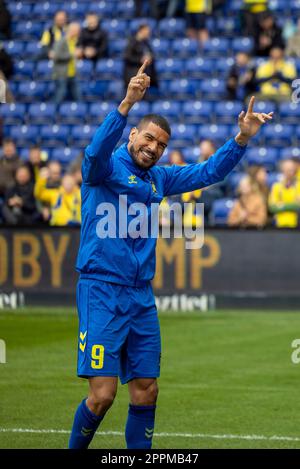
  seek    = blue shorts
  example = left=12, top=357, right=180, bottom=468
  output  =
left=76, top=278, right=161, bottom=385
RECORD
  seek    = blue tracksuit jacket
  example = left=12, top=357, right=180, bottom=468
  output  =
left=76, top=109, right=247, bottom=286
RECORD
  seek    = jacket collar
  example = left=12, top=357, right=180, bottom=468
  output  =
left=117, top=143, right=151, bottom=180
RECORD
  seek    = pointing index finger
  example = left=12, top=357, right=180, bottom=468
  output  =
left=137, top=59, right=149, bottom=75
left=247, top=95, right=255, bottom=114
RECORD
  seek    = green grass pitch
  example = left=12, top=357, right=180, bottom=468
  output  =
left=1, top=307, right=300, bottom=449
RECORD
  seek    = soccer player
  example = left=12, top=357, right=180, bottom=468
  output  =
left=69, top=60, right=273, bottom=449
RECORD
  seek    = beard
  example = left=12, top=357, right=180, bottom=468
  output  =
left=128, top=144, right=157, bottom=170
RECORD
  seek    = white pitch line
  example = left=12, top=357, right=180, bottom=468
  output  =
left=0, top=428, right=300, bottom=442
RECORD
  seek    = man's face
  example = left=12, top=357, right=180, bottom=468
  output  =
left=138, top=26, right=150, bottom=41
left=281, top=160, right=297, bottom=180
left=236, top=52, right=249, bottom=67
left=48, top=162, right=62, bottom=183
left=16, top=167, right=30, bottom=185
left=3, top=142, right=16, bottom=158
left=29, top=148, right=41, bottom=165
left=55, top=11, right=67, bottom=28
left=86, top=14, right=99, bottom=30
left=128, top=122, right=169, bottom=170
left=270, top=47, right=283, bottom=61
left=199, top=140, right=215, bottom=161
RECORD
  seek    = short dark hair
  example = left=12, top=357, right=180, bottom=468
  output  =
left=137, top=114, right=171, bottom=136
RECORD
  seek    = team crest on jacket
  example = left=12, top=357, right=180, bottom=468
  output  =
left=150, top=180, right=157, bottom=193
left=128, top=174, right=137, bottom=184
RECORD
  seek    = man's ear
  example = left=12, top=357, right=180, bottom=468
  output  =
left=129, top=127, right=138, bottom=143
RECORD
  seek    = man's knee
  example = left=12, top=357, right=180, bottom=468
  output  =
left=87, top=377, right=118, bottom=415
left=129, top=379, right=159, bottom=406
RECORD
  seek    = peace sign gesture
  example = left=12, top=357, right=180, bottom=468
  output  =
left=236, top=96, right=273, bottom=145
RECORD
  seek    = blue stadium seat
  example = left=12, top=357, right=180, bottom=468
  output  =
left=247, top=147, right=279, bottom=170
left=232, top=37, right=254, bottom=54
left=226, top=172, right=244, bottom=195
left=156, top=59, right=184, bottom=79
left=278, top=102, right=300, bottom=123
left=198, top=124, right=229, bottom=144
left=18, top=81, right=47, bottom=102
left=62, top=2, right=87, bottom=18
left=32, top=3, right=61, bottom=20
left=182, top=147, right=200, bottom=164
left=170, top=124, right=196, bottom=148
left=216, top=17, right=239, bottom=36
left=10, top=125, right=39, bottom=145
left=0, top=103, right=26, bottom=124
left=158, top=18, right=186, bottom=38
left=172, top=38, right=199, bottom=58
left=89, top=101, right=117, bottom=122
left=199, top=79, right=226, bottom=100
left=35, top=60, right=53, bottom=78
left=215, top=57, right=234, bottom=75
left=52, top=148, right=82, bottom=165
left=279, top=147, right=300, bottom=160
left=8, top=2, right=32, bottom=19
left=263, top=124, right=294, bottom=146
left=182, top=101, right=214, bottom=124
left=14, top=60, right=34, bottom=80
left=101, top=19, right=128, bottom=38
left=186, top=57, right=214, bottom=78
left=107, top=80, right=124, bottom=99
left=3, top=40, right=24, bottom=57
left=14, top=21, right=44, bottom=39
left=58, top=103, right=88, bottom=124
left=129, top=18, right=157, bottom=34
left=151, top=38, right=171, bottom=58
left=95, top=59, right=123, bottom=79
left=82, top=80, right=109, bottom=100
left=254, top=101, right=277, bottom=114
left=127, top=101, right=151, bottom=124
left=168, top=79, right=199, bottom=99
left=41, top=125, right=70, bottom=147
left=211, top=198, right=235, bottom=226
left=71, top=125, right=98, bottom=147
left=215, top=101, right=242, bottom=123
left=267, top=172, right=280, bottom=188
left=203, top=38, right=230, bottom=57
left=76, top=60, right=94, bottom=80
left=88, top=1, right=115, bottom=16
left=24, top=41, right=43, bottom=57
left=109, top=39, right=126, bottom=58
left=28, top=103, right=56, bottom=124
left=116, top=0, right=135, bottom=18
left=152, top=101, right=181, bottom=123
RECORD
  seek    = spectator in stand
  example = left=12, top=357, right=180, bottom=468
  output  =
left=228, top=175, right=267, bottom=227
left=166, top=0, right=185, bottom=17
left=124, top=24, right=158, bottom=91
left=0, top=0, right=11, bottom=40
left=0, top=138, right=20, bottom=199
left=77, top=13, right=108, bottom=62
left=243, top=0, right=268, bottom=36
left=253, top=11, right=284, bottom=57
left=247, top=164, right=269, bottom=202
left=39, top=10, right=68, bottom=60
left=26, top=144, right=48, bottom=183
left=35, top=168, right=81, bottom=226
left=46, top=161, right=62, bottom=188
left=2, top=165, right=40, bottom=225
left=269, top=159, right=300, bottom=228
left=286, top=18, right=300, bottom=58
left=0, top=42, right=14, bottom=103
left=226, top=52, right=256, bottom=102
left=169, top=149, right=185, bottom=165
left=185, top=0, right=211, bottom=45
left=51, top=22, right=82, bottom=105
left=256, top=46, right=296, bottom=101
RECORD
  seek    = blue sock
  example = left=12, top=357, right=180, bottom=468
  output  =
left=125, top=404, right=156, bottom=449
left=69, top=398, right=104, bottom=449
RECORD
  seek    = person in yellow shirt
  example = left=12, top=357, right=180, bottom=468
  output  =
left=39, top=10, right=68, bottom=60
left=269, top=159, right=300, bottom=228
left=256, top=47, right=297, bottom=100
left=51, top=22, right=82, bottom=105
left=185, top=0, right=212, bottom=44
left=243, top=0, right=268, bottom=36
left=35, top=168, right=81, bottom=226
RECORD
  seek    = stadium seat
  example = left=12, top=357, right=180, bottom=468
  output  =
left=0, top=103, right=26, bottom=124
left=215, top=57, right=235, bottom=75
left=129, top=18, right=157, bottom=34
left=10, top=125, right=40, bottom=145
left=14, top=21, right=44, bottom=39
left=14, top=60, right=34, bottom=80
left=18, top=81, right=47, bottom=102
left=35, top=60, right=53, bottom=79
left=186, top=58, right=214, bottom=78
left=32, top=2, right=61, bottom=20
left=95, top=59, right=123, bottom=79
left=8, top=2, right=32, bottom=19
left=182, top=147, right=200, bottom=164
left=89, top=101, right=117, bottom=122
left=171, top=124, right=196, bottom=148
left=198, top=124, right=229, bottom=145
left=151, top=38, right=171, bottom=58
left=52, top=148, right=82, bottom=165
left=267, top=172, right=281, bottom=187
left=109, top=39, right=126, bottom=58
left=279, top=147, right=300, bottom=160
left=40, top=125, right=70, bottom=147
left=182, top=101, right=214, bottom=124
left=156, top=59, right=184, bottom=79
left=3, top=40, right=24, bottom=57
left=216, top=17, right=239, bottom=36
left=211, top=198, right=235, bottom=226
left=82, top=81, right=109, bottom=100
left=232, top=37, right=254, bottom=54
left=24, top=41, right=43, bottom=57
left=62, top=2, right=87, bottom=18
left=263, top=124, right=294, bottom=147
left=101, top=19, right=128, bottom=38
left=247, top=147, right=279, bottom=170
left=152, top=101, right=181, bottom=123
left=168, top=79, right=199, bottom=99
left=88, top=1, right=117, bottom=17
left=158, top=18, right=186, bottom=38
left=107, top=80, right=124, bottom=99
left=127, top=101, right=151, bottom=124
left=199, top=79, right=226, bottom=100
left=278, top=102, right=300, bottom=123
left=28, top=103, right=57, bottom=124
left=116, top=0, right=135, bottom=18
left=172, top=38, right=199, bottom=58
left=71, top=125, right=98, bottom=147
left=226, top=172, right=244, bottom=195
left=58, top=103, right=88, bottom=124
left=203, top=38, right=230, bottom=57
left=76, top=60, right=94, bottom=80
left=215, top=101, right=242, bottom=123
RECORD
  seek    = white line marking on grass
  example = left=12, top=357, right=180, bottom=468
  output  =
left=0, top=428, right=300, bottom=442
